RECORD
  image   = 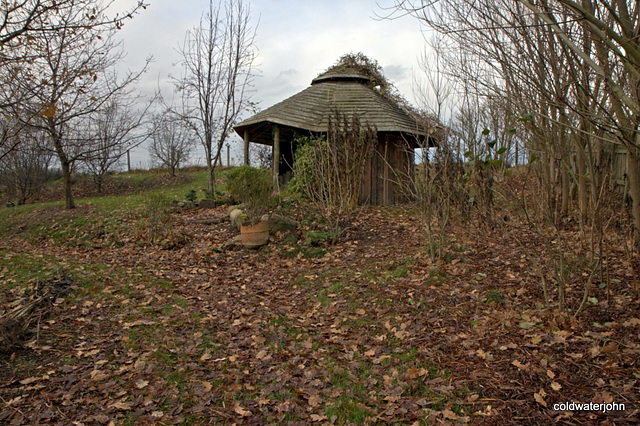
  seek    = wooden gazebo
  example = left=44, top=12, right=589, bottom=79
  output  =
left=234, top=59, right=436, bottom=205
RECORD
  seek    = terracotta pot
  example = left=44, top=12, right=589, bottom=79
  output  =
left=240, top=220, right=269, bottom=248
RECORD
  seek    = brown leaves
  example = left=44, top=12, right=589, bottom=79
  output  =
left=307, top=393, right=322, bottom=408
left=2, top=200, right=639, bottom=425
left=135, top=379, right=149, bottom=389
left=233, top=403, right=252, bottom=417
left=550, top=381, right=562, bottom=391
left=511, top=360, right=529, bottom=371
left=404, top=367, right=429, bottom=380
left=18, top=377, right=40, bottom=385
left=534, top=390, right=547, bottom=407
left=108, top=400, right=132, bottom=411
left=90, top=369, right=109, bottom=382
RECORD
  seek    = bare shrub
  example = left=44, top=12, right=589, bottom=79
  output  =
left=291, top=111, right=376, bottom=241
left=0, top=130, right=53, bottom=204
left=149, top=111, right=196, bottom=176
left=414, top=141, right=468, bottom=260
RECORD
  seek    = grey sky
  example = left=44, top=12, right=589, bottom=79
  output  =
left=112, top=0, right=428, bottom=167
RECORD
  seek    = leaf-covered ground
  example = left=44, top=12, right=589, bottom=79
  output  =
left=1, top=202, right=639, bottom=424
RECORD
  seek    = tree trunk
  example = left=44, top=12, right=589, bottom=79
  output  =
left=95, top=175, right=103, bottom=193
left=50, top=126, right=76, bottom=210
left=628, top=150, right=640, bottom=253
left=272, top=125, right=280, bottom=188
left=206, top=155, right=215, bottom=197
left=576, top=138, right=588, bottom=222
left=561, top=162, right=569, bottom=216
left=244, top=130, right=250, bottom=166
left=61, top=159, right=75, bottom=209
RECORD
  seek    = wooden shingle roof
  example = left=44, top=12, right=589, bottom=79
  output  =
left=234, top=65, right=427, bottom=145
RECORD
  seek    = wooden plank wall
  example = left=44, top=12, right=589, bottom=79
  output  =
left=359, top=134, right=415, bottom=205
left=612, top=146, right=627, bottom=188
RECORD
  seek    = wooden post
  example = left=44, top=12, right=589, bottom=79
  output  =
left=226, top=144, right=230, bottom=167
left=383, top=136, right=389, bottom=204
left=273, top=125, right=280, bottom=186
left=127, top=149, right=131, bottom=172
left=244, top=129, right=250, bottom=166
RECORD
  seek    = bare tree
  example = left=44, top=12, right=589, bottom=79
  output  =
left=0, top=1, right=147, bottom=156
left=173, top=0, right=257, bottom=196
left=249, top=143, right=271, bottom=169
left=382, top=0, right=630, bottom=312
left=5, top=2, right=150, bottom=209
left=0, top=0, right=146, bottom=48
left=413, top=37, right=454, bottom=123
left=517, top=0, right=640, bottom=251
left=149, top=110, right=195, bottom=176
left=81, top=97, right=151, bottom=192
left=0, top=127, right=53, bottom=204
left=386, top=0, right=640, bottom=252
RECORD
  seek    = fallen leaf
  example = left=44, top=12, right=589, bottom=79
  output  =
left=512, top=360, right=528, bottom=371
left=233, top=403, right=252, bottom=417
left=123, top=320, right=156, bottom=328
left=90, top=370, right=109, bottom=382
left=373, top=355, right=391, bottom=365
left=534, top=392, right=547, bottom=407
left=135, top=379, right=149, bottom=389
left=308, top=394, right=322, bottom=407
left=623, top=318, right=640, bottom=327
left=109, top=401, right=132, bottom=411
left=19, top=377, right=40, bottom=385
left=499, top=343, right=518, bottom=351
left=405, top=367, right=420, bottom=380
left=550, top=382, right=562, bottom=391
left=134, top=358, right=146, bottom=371
left=6, top=396, right=22, bottom=406
left=601, top=342, right=618, bottom=354
left=442, top=409, right=458, bottom=420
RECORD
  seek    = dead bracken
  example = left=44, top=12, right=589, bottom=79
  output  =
left=0, top=271, right=73, bottom=353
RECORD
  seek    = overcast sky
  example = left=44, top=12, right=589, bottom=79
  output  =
left=112, top=0, right=429, bottom=167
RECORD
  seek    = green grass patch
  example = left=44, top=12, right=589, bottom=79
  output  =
left=303, top=230, right=335, bottom=246
left=391, top=266, right=409, bottom=278
left=304, top=247, right=327, bottom=258
left=485, top=290, right=505, bottom=304
left=0, top=169, right=227, bottom=247
left=324, top=397, right=375, bottom=424
left=0, top=252, right=61, bottom=290
left=424, top=267, right=448, bottom=286
left=329, top=280, right=347, bottom=293
left=173, top=296, right=188, bottom=309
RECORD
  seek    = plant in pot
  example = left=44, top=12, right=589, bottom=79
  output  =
left=226, top=166, right=273, bottom=248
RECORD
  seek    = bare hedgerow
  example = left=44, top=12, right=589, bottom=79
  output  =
left=414, top=140, right=468, bottom=261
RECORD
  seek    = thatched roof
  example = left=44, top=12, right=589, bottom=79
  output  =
left=234, top=64, right=428, bottom=145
